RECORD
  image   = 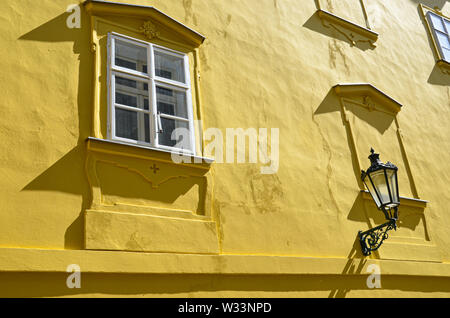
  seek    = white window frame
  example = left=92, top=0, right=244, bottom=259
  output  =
left=426, top=11, right=450, bottom=63
left=107, top=32, right=196, bottom=155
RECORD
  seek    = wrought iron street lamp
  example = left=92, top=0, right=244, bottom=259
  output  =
left=359, top=148, right=400, bottom=256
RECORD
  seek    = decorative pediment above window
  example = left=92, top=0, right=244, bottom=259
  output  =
left=316, top=0, right=378, bottom=48
left=333, top=83, right=402, bottom=115
left=84, top=0, right=205, bottom=48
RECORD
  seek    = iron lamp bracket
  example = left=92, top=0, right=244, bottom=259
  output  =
left=358, top=214, right=397, bottom=256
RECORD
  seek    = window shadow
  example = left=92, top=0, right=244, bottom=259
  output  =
left=18, top=10, right=92, bottom=249
left=94, top=158, right=209, bottom=215
left=428, top=64, right=450, bottom=86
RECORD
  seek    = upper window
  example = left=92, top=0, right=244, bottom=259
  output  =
left=427, top=11, right=450, bottom=63
left=107, top=33, right=195, bottom=154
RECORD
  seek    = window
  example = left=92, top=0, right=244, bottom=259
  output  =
left=427, top=11, right=450, bottom=63
left=107, top=33, right=195, bottom=154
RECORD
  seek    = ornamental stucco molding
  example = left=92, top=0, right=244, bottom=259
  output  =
left=140, top=20, right=160, bottom=40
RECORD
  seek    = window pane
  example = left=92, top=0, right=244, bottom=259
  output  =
left=429, top=12, right=446, bottom=33
left=116, top=76, right=137, bottom=88
left=116, top=92, right=137, bottom=107
left=156, top=86, right=188, bottom=118
left=158, top=118, right=190, bottom=149
left=445, top=19, right=450, bottom=33
left=154, top=50, right=186, bottom=83
left=144, top=113, right=150, bottom=143
left=442, top=47, right=450, bottom=62
left=115, top=108, right=138, bottom=141
left=115, top=76, right=149, bottom=109
left=115, top=39, right=148, bottom=73
left=436, top=31, right=450, bottom=49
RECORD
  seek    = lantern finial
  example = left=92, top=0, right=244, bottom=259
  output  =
left=368, top=148, right=381, bottom=166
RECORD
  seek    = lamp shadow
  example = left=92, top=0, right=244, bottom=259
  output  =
left=328, top=237, right=367, bottom=298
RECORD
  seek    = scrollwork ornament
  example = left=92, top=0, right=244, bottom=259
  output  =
left=359, top=220, right=397, bottom=256
left=140, top=20, right=160, bottom=40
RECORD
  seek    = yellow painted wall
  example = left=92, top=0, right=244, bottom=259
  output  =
left=0, top=0, right=450, bottom=297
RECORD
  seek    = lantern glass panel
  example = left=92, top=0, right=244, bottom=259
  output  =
left=363, top=174, right=381, bottom=208
left=369, top=169, right=391, bottom=206
left=386, top=169, right=399, bottom=206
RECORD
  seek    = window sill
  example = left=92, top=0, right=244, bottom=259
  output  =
left=317, top=9, right=378, bottom=44
left=86, top=137, right=214, bottom=170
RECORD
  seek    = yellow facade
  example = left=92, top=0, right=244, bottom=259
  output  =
left=1, top=0, right=450, bottom=297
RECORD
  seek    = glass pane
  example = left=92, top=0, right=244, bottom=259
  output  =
left=154, top=50, right=186, bottom=83
left=156, top=86, right=188, bottom=118
left=429, top=12, right=446, bottom=33
left=115, top=76, right=149, bottom=109
left=144, top=113, right=150, bottom=143
left=115, top=108, right=138, bottom=141
left=369, top=170, right=391, bottom=206
left=158, top=118, right=190, bottom=149
left=436, top=31, right=450, bottom=49
left=445, top=19, right=450, bottom=33
left=364, top=175, right=381, bottom=208
left=442, top=47, right=450, bottom=62
left=386, top=169, right=399, bottom=204
left=115, top=39, right=148, bottom=73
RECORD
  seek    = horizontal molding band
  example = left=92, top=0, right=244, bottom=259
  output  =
left=0, top=247, right=449, bottom=277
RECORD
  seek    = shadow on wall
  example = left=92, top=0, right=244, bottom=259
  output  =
left=314, top=88, right=395, bottom=188
left=303, top=11, right=375, bottom=52
left=314, top=88, right=395, bottom=135
left=1, top=272, right=450, bottom=297
left=328, top=237, right=367, bottom=298
left=410, top=0, right=448, bottom=10
left=428, top=62, right=450, bottom=86
left=18, top=10, right=92, bottom=249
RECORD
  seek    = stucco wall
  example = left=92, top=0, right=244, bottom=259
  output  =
left=0, top=0, right=449, bottom=297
